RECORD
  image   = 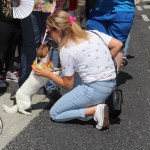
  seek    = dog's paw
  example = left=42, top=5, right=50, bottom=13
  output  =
left=53, top=68, right=62, bottom=76
left=19, top=110, right=32, bottom=116
left=53, top=71, right=61, bottom=76
left=26, top=112, right=32, bottom=116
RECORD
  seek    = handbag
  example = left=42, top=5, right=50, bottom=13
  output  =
left=2, top=0, right=20, bottom=19
left=90, top=30, right=123, bottom=118
left=105, top=62, right=123, bottom=118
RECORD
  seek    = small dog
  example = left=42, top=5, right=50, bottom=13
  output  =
left=3, top=43, right=60, bottom=115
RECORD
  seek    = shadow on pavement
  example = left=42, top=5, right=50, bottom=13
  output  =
left=126, top=54, right=135, bottom=59
left=32, top=101, right=50, bottom=110
left=118, top=71, right=133, bottom=86
left=57, top=119, right=96, bottom=126
left=110, top=117, right=121, bottom=125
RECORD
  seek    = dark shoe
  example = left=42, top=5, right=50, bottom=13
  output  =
left=121, top=57, right=128, bottom=67
left=45, top=89, right=62, bottom=104
left=10, top=91, right=16, bottom=100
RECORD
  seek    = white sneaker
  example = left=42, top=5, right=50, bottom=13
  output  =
left=6, top=71, right=19, bottom=82
left=94, top=104, right=110, bottom=130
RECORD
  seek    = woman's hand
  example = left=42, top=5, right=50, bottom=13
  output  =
left=32, top=64, right=53, bottom=78
left=32, top=64, right=74, bottom=90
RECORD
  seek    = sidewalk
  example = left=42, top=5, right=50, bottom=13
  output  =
left=0, top=94, right=49, bottom=150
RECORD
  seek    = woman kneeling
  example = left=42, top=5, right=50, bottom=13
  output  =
left=32, top=10, right=123, bottom=130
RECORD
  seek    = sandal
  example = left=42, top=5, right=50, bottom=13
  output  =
left=121, top=57, right=128, bottom=67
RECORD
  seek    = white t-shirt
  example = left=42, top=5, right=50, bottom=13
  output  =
left=59, top=30, right=116, bottom=83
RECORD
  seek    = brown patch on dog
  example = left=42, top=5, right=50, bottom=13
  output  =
left=37, top=43, right=52, bottom=61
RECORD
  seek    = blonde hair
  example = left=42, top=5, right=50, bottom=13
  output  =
left=46, top=10, right=89, bottom=50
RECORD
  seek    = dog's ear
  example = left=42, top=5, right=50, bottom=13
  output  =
left=46, top=43, right=53, bottom=51
left=37, top=44, right=44, bottom=58
left=36, top=43, right=53, bottom=61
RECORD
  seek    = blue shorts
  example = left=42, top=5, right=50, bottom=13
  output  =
left=87, top=11, right=135, bottom=46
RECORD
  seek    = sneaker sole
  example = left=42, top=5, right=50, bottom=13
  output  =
left=96, top=104, right=110, bottom=130
left=103, top=105, right=110, bottom=129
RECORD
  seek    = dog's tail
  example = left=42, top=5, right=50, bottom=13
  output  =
left=3, top=104, right=18, bottom=114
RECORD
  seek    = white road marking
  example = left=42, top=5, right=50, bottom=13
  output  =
left=0, top=93, right=49, bottom=150
left=141, top=14, right=150, bottom=21
left=143, top=5, right=150, bottom=9
left=142, top=0, right=150, bottom=2
left=136, top=6, right=143, bottom=11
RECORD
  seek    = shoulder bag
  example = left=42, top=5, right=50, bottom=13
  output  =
left=90, top=30, right=123, bottom=118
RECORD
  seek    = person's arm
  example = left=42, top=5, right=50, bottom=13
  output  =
left=32, top=65, right=74, bottom=90
left=108, top=38, right=123, bottom=58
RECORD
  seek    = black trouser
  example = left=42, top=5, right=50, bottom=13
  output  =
left=0, top=21, right=21, bottom=74
left=85, top=0, right=96, bottom=19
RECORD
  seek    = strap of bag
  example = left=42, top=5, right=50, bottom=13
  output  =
left=90, top=30, right=119, bottom=88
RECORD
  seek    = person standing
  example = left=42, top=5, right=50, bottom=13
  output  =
left=75, top=0, right=86, bottom=26
left=0, top=0, right=21, bottom=88
left=87, top=0, right=135, bottom=68
left=10, top=0, right=61, bottom=100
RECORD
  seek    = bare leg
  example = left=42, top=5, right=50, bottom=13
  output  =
left=85, top=106, right=96, bottom=117
left=114, top=51, right=123, bottom=69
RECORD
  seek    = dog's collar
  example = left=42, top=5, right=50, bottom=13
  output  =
left=32, top=60, right=55, bottom=72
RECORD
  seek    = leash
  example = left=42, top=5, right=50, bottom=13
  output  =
left=40, top=2, right=56, bottom=69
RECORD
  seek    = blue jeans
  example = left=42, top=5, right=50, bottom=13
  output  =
left=31, top=11, right=49, bottom=49
left=44, top=44, right=60, bottom=91
left=50, top=79, right=116, bottom=122
left=32, top=11, right=59, bottom=91
left=19, top=15, right=36, bottom=87
left=123, top=33, right=130, bottom=57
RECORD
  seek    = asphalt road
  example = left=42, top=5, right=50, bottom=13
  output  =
left=1, top=2, right=150, bottom=150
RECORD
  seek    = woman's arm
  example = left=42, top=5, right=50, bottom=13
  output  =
left=108, top=38, right=123, bottom=58
left=32, top=65, right=74, bottom=90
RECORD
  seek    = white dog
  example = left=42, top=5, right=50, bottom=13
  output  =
left=3, top=44, right=60, bottom=115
